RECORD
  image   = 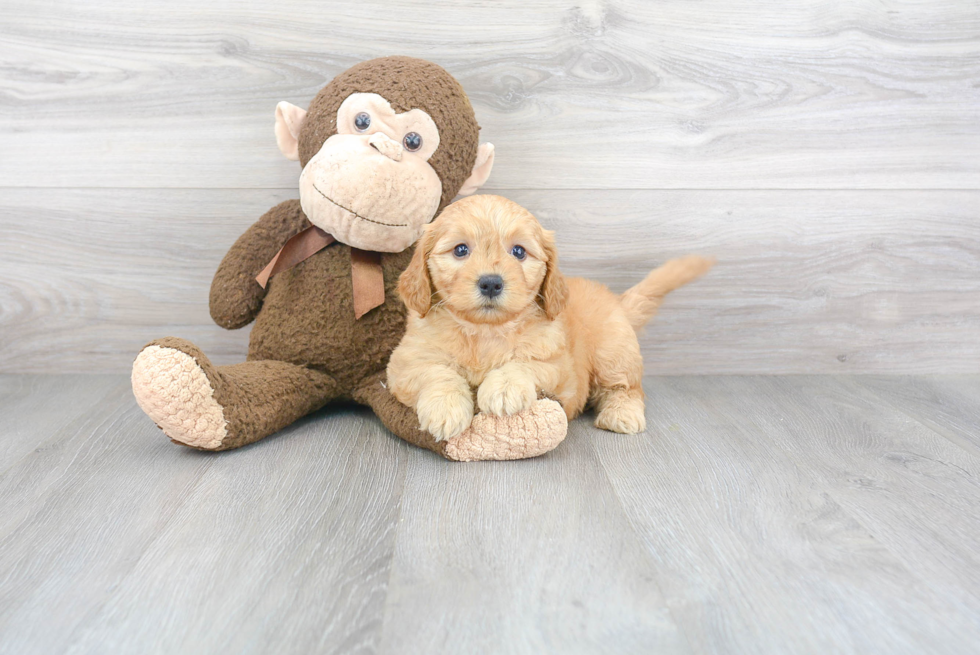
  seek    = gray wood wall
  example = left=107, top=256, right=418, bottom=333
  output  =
left=1, top=0, right=978, bottom=374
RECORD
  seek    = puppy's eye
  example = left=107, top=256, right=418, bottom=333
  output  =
left=354, top=112, right=371, bottom=132
left=403, top=132, right=423, bottom=152
left=453, top=244, right=469, bottom=258
left=511, top=245, right=527, bottom=261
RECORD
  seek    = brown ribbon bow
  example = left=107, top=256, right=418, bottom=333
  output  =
left=255, top=225, right=386, bottom=319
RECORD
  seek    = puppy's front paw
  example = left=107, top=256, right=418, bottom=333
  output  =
left=417, top=389, right=475, bottom=441
left=477, top=369, right=537, bottom=416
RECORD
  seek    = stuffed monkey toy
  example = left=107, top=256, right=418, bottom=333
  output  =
left=131, top=57, right=567, bottom=461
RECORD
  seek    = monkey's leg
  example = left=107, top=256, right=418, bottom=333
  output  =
left=132, top=337, right=341, bottom=451
left=352, top=372, right=569, bottom=461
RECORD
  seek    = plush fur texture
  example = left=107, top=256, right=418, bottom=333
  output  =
left=387, top=195, right=714, bottom=439
left=292, top=92, right=446, bottom=253
left=131, top=57, right=567, bottom=460
left=299, top=57, right=480, bottom=212
left=132, top=345, right=228, bottom=449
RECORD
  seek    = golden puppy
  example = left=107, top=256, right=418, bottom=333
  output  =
left=387, top=195, right=713, bottom=441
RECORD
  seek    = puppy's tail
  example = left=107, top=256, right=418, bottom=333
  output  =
left=620, top=256, right=714, bottom=331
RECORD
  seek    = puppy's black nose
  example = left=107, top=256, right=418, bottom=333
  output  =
left=477, top=274, right=504, bottom=299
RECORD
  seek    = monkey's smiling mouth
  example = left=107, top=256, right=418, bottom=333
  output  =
left=311, top=183, right=411, bottom=228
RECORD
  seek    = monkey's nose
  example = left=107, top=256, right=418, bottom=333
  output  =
left=477, top=274, right=504, bottom=299
left=368, top=132, right=403, bottom=162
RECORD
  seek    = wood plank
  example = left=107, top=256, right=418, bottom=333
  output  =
left=0, top=392, right=213, bottom=653
left=0, top=375, right=124, bottom=471
left=0, top=188, right=291, bottom=372
left=691, top=375, right=980, bottom=638
left=379, top=429, right=686, bottom=654
left=850, top=376, right=980, bottom=458
left=2, top=188, right=977, bottom=374
left=1, top=0, right=978, bottom=189
left=0, top=396, right=408, bottom=654
left=0, top=380, right=141, bottom=539
left=592, top=376, right=974, bottom=654
left=2, top=374, right=980, bottom=651
left=535, top=189, right=980, bottom=375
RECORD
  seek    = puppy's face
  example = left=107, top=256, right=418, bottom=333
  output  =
left=399, top=195, right=567, bottom=324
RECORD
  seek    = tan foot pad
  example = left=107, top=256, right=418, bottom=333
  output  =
left=131, top=346, right=228, bottom=450
left=443, top=399, right=568, bottom=462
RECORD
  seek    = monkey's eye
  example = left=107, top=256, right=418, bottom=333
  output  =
left=453, top=244, right=469, bottom=258
left=511, top=245, right=527, bottom=261
left=403, top=132, right=423, bottom=152
left=354, top=112, right=371, bottom=132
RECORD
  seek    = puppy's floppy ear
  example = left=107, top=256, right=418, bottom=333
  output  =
left=399, top=227, right=436, bottom=316
left=538, top=229, right=568, bottom=320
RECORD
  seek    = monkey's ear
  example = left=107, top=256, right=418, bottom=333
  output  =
left=275, top=101, right=307, bottom=161
left=456, top=143, right=495, bottom=196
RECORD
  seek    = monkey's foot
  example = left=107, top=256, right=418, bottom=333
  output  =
left=442, top=399, right=568, bottom=462
left=131, top=338, right=229, bottom=451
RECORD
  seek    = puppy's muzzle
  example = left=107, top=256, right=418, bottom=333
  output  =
left=477, top=274, right=504, bottom=299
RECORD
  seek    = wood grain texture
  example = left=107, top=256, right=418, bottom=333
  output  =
left=850, top=376, right=980, bottom=457
left=379, top=433, right=685, bottom=654
left=0, top=0, right=978, bottom=189
left=0, top=379, right=410, bottom=655
left=0, top=388, right=214, bottom=654
left=593, top=376, right=980, bottom=654
left=0, top=188, right=288, bottom=372
left=695, top=375, right=980, bottom=642
left=0, top=375, right=122, bottom=471
left=2, top=188, right=977, bottom=374
left=61, top=407, right=408, bottom=655
left=3, top=374, right=980, bottom=653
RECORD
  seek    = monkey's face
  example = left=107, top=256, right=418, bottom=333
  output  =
left=274, top=57, right=496, bottom=253
left=297, top=93, right=443, bottom=253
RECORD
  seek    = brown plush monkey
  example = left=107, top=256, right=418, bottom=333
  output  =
left=131, top=57, right=567, bottom=461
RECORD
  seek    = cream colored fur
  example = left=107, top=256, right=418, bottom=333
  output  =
left=275, top=101, right=306, bottom=161
left=456, top=143, right=495, bottom=196
left=620, top=255, right=715, bottom=330
left=387, top=195, right=713, bottom=441
left=131, top=345, right=228, bottom=449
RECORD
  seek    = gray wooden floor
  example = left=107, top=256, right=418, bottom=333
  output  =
left=1, top=375, right=978, bottom=654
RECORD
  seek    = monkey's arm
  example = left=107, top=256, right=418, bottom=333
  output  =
left=209, top=199, right=309, bottom=329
